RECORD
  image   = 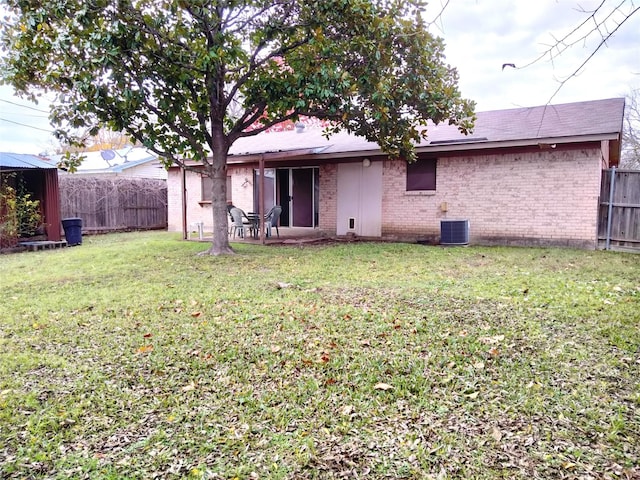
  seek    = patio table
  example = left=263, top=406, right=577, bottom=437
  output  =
left=245, top=213, right=260, bottom=238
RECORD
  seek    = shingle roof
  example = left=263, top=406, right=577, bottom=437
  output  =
left=452, top=97, right=625, bottom=144
left=0, top=152, right=58, bottom=170
left=227, top=97, right=624, bottom=160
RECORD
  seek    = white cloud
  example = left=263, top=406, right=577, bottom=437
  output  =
left=0, top=86, right=57, bottom=155
left=1, top=1, right=638, bottom=154
left=433, top=0, right=640, bottom=110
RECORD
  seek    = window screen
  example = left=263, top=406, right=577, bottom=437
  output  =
left=406, top=158, right=436, bottom=191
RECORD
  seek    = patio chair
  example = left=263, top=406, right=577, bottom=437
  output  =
left=229, top=207, right=248, bottom=239
left=264, top=205, right=282, bottom=238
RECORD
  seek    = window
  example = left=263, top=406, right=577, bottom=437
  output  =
left=201, top=175, right=212, bottom=201
left=200, top=175, right=232, bottom=202
left=406, top=158, right=436, bottom=191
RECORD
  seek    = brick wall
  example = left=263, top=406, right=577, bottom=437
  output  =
left=167, top=168, right=182, bottom=232
left=170, top=146, right=604, bottom=248
left=227, top=165, right=255, bottom=213
left=319, top=163, right=338, bottom=233
left=381, top=147, right=603, bottom=248
left=167, top=165, right=255, bottom=233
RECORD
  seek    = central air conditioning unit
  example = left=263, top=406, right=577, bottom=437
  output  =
left=440, top=220, right=469, bottom=245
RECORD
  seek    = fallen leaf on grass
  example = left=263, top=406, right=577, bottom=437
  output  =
left=136, top=345, right=153, bottom=354
left=488, top=347, right=500, bottom=357
left=340, top=405, right=355, bottom=416
left=143, top=333, right=153, bottom=338
left=181, top=382, right=197, bottom=392
left=465, top=391, right=479, bottom=399
left=191, top=311, right=202, bottom=318
left=374, top=383, right=394, bottom=391
left=270, top=345, right=282, bottom=353
left=479, top=335, right=505, bottom=345
left=491, top=426, right=502, bottom=442
left=319, top=352, right=330, bottom=363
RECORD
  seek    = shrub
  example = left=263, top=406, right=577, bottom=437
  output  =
left=0, top=173, right=42, bottom=247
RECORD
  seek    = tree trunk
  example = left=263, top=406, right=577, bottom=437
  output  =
left=205, top=142, right=234, bottom=255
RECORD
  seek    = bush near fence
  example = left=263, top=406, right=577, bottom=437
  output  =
left=59, top=176, right=167, bottom=233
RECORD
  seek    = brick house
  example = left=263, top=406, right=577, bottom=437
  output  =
left=167, top=97, right=624, bottom=248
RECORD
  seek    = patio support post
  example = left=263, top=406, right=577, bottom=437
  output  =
left=181, top=166, right=187, bottom=240
left=259, top=154, right=265, bottom=244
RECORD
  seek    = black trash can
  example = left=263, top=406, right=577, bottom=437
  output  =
left=61, top=218, right=83, bottom=246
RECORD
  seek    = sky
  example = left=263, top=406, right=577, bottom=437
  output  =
left=0, top=0, right=638, bottom=155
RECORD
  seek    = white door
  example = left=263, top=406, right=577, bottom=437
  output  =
left=336, top=161, right=382, bottom=236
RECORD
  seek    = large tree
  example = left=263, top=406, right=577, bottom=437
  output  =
left=0, top=0, right=474, bottom=254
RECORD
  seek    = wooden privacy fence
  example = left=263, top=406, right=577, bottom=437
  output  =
left=598, top=168, right=640, bottom=252
left=59, top=176, right=167, bottom=233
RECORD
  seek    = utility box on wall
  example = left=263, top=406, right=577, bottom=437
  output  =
left=440, top=220, right=469, bottom=245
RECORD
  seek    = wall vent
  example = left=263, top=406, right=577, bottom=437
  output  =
left=440, top=220, right=469, bottom=245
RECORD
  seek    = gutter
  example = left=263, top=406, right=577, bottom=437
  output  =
left=224, top=133, right=621, bottom=164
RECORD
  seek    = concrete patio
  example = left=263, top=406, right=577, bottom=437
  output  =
left=188, top=226, right=333, bottom=245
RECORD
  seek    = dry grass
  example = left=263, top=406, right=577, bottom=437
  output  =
left=1, top=232, right=638, bottom=479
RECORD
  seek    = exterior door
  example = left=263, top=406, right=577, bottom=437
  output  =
left=336, top=161, right=382, bottom=236
left=291, top=168, right=314, bottom=227
left=274, top=167, right=318, bottom=227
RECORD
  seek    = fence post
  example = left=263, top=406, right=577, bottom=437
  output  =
left=605, top=166, right=616, bottom=250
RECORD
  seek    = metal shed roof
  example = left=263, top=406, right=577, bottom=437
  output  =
left=0, top=152, right=58, bottom=170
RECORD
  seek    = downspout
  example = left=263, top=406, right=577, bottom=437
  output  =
left=259, top=153, right=265, bottom=244
left=181, top=166, right=187, bottom=240
left=605, top=166, right=616, bottom=250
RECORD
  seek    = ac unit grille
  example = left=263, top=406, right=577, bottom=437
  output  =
left=440, top=220, right=469, bottom=245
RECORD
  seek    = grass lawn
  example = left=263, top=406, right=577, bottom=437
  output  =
left=0, top=231, right=638, bottom=479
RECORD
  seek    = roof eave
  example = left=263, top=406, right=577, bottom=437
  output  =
left=226, top=133, right=621, bottom=164
left=416, top=133, right=621, bottom=155
left=170, top=131, right=622, bottom=168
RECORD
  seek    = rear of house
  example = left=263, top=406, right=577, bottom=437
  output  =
left=168, top=98, right=624, bottom=249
